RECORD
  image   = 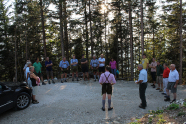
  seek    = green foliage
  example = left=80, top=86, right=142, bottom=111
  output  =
left=183, top=102, right=186, bottom=107
left=149, top=109, right=164, bottom=114
left=167, top=103, right=180, bottom=110
left=148, top=117, right=153, bottom=123
left=177, top=111, right=186, bottom=116
left=157, top=119, right=166, bottom=124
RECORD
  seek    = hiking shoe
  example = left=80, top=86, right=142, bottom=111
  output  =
left=159, top=89, right=163, bottom=92
left=162, top=93, right=166, bottom=95
left=164, top=97, right=170, bottom=101
left=94, top=79, right=96, bottom=81
left=42, top=82, right=46, bottom=85
left=139, top=105, right=146, bottom=109
left=61, top=80, right=63, bottom=83
left=101, top=107, right=105, bottom=111
left=156, top=88, right=160, bottom=90
left=108, top=107, right=113, bottom=111
left=52, top=80, right=55, bottom=84
left=151, top=84, right=155, bottom=86
left=48, top=80, right=51, bottom=84
left=77, top=79, right=79, bottom=81
left=72, top=78, right=74, bottom=81
left=170, top=99, right=176, bottom=103
left=32, top=100, right=39, bottom=104
left=65, top=80, right=67, bottom=82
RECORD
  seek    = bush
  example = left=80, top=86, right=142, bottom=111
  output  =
left=177, top=111, right=186, bottom=116
left=167, top=103, right=179, bottom=110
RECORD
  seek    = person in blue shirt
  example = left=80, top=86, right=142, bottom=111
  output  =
left=90, top=55, right=99, bottom=81
left=71, top=55, right=79, bottom=81
left=59, top=57, right=69, bottom=83
left=45, top=57, right=55, bottom=84
left=136, top=64, right=148, bottom=109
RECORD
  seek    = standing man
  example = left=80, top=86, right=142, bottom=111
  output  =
left=23, top=59, right=30, bottom=80
left=90, top=55, right=99, bottom=81
left=98, top=54, right=105, bottom=76
left=142, top=54, right=149, bottom=71
left=99, top=65, right=116, bottom=111
left=162, top=63, right=170, bottom=96
left=71, top=55, right=79, bottom=81
left=33, top=58, right=45, bottom=85
left=149, top=58, right=157, bottom=88
left=164, top=64, right=179, bottom=103
left=136, top=64, right=148, bottom=109
left=45, top=57, right=55, bottom=84
left=81, top=54, right=89, bottom=81
left=156, top=61, right=164, bottom=92
left=26, top=62, right=32, bottom=88
left=59, top=57, right=69, bottom=83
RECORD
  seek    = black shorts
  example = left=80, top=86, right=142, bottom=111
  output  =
left=82, top=66, right=88, bottom=73
left=151, top=72, right=156, bottom=81
left=99, top=66, right=105, bottom=73
left=61, top=68, right=68, bottom=74
left=167, top=82, right=177, bottom=93
left=35, top=72, right=43, bottom=77
left=102, top=83, right=112, bottom=95
left=92, top=67, right=98, bottom=73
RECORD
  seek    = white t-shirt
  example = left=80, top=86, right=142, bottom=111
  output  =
left=98, top=57, right=105, bottom=67
left=25, top=67, right=30, bottom=80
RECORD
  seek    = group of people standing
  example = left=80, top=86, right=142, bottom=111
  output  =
left=137, top=54, right=180, bottom=109
left=59, top=54, right=117, bottom=83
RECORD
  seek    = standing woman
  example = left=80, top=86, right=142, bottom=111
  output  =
left=29, top=66, right=39, bottom=104
left=109, top=58, right=117, bottom=79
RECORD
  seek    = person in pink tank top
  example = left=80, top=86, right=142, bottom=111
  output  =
left=99, top=65, right=116, bottom=111
left=109, top=58, right=117, bottom=79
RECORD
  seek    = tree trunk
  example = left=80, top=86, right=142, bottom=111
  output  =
left=59, top=2, right=64, bottom=57
left=153, top=27, right=155, bottom=58
left=129, top=1, right=133, bottom=81
left=140, top=0, right=144, bottom=57
left=179, top=0, right=182, bottom=84
left=89, top=0, right=93, bottom=57
left=85, top=1, right=88, bottom=59
left=63, top=1, right=69, bottom=60
left=40, top=0, right=47, bottom=59
left=15, top=26, right=17, bottom=83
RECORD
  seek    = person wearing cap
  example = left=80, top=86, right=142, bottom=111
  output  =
left=33, top=57, right=45, bottom=85
left=26, top=62, right=32, bottom=88
left=59, top=57, right=70, bottom=83
left=164, top=64, right=179, bottom=103
left=136, top=64, right=148, bottom=109
left=98, top=54, right=105, bottom=76
left=99, top=65, right=116, bottom=111
left=90, top=55, right=99, bottom=81
left=81, top=54, right=89, bottom=81
left=71, top=55, right=79, bottom=81
left=45, top=57, right=55, bottom=84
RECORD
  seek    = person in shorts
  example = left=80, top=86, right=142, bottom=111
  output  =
left=71, top=55, right=79, bottom=81
left=98, top=54, right=105, bottom=76
left=149, top=58, right=157, bottom=88
left=99, top=65, right=116, bottom=111
left=164, top=64, right=179, bottom=103
left=33, top=58, right=45, bottom=85
left=59, top=57, right=69, bottom=83
left=156, top=61, right=164, bottom=92
left=81, top=54, right=89, bottom=81
left=45, top=57, right=55, bottom=84
left=90, top=55, right=99, bottom=81
left=30, top=66, right=39, bottom=104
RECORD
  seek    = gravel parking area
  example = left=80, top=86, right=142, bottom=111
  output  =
left=0, top=80, right=186, bottom=124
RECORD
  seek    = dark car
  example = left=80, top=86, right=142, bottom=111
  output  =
left=0, top=82, right=32, bottom=114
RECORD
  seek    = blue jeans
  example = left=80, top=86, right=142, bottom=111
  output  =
left=111, top=69, right=116, bottom=76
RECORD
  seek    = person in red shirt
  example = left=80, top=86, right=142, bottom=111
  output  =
left=162, top=63, right=170, bottom=95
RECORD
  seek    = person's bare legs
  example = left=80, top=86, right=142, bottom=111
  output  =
left=173, top=93, right=177, bottom=100
left=83, top=73, right=85, bottom=80
left=72, top=72, right=74, bottom=80
left=61, top=74, right=64, bottom=82
left=76, top=72, right=78, bottom=80
left=108, top=94, right=112, bottom=109
left=33, top=95, right=36, bottom=101
left=161, top=83, right=163, bottom=90
left=86, top=72, right=89, bottom=80
left=166, top=89, right=170, bottom=96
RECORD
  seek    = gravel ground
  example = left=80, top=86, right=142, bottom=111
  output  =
left=0, top=80, right=186, bottom=124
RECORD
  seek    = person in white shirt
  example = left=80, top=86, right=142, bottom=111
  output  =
left=98, top=54, right=105, bottom=76
left=136, top=64, right=148, bottom=109
left=164, top=64, right=179, bottom=103
left=26, top=62, right=32, bottom=88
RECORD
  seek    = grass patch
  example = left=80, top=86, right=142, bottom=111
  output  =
left=177, top=111, right=186, bottom=116
left=167, top=103, right=179, bottom=110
